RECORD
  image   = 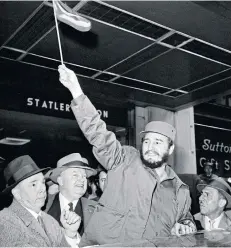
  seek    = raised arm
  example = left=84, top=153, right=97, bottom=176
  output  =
left=58, top=65, right=130, bottom=171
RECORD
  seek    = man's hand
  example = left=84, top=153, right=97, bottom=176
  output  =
left=171, top=220, right=196, bottom=236
left=58, top=64, right=83, bottom=99
left=60, top=209, right=81, bottom=238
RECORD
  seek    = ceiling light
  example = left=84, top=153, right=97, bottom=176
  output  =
left=0, top=156, right=5, bottom=163
left=0, top=137, right=31, bottom=146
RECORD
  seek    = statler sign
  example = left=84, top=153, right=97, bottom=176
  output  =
left=0, top=89, right=127, bottom=127
left=27, top=97, right=109, bottom=119
left=195, top=124, right=231, bottom=176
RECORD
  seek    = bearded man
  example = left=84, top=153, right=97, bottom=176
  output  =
left=58, top=65, right=196, bottom=246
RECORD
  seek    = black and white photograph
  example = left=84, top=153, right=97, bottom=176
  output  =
left=1, top=1, right=231, bottom=247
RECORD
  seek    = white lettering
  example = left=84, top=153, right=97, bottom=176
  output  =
left=224, top=146, right=230, bottom=153
left=201, top=139, right=231, bottom=154
left=66, top=104, right=70, bottom=112
left=26, top=98, right=111, bottom=117
left=210, top=158, right=216, bottom=166
left=103, top=110, right=108, bottom=118
left=199, top=157, right=206, bottom=167
left=97, top=110, right=108, bottom=118
left=54, top=102, right=58, bottom=110
left=42, top=101, right=47, bottom=108
left=202, top=139, right=210, bottom=151
left=35, top=99, right=40, bottom=107
left=225, top=160, right=230, bottom=171
left=27, top=98, right=33, bottom=106
left=221, top=143, right=224, bottom=152
left=49, top=101, right=53, bottom=109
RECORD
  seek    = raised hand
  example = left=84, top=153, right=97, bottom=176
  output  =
left=58, top=64, right=83, bottom=99
left=60, top=209, right=81, bottom=238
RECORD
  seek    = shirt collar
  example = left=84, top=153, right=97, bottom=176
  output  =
left=205, top=212, right=224, bottom=227
left=23, top=206, right=41, bottom=220
left=59, top=192, right=78, bottom=211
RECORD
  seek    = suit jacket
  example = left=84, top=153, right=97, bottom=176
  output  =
left=194, top=212, right=231, bottom=231
left=45, top=193, right=97, bottom=235
left=0, top=199, right=69, bottom=247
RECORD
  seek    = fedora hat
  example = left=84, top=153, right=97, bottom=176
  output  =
left=49, top=153, right=97, bottom=183
left=2, top=155, right=50, bottom=194
left=197, top=177, right=231, bottom=208
left=140, top=121, right=176, bottom=141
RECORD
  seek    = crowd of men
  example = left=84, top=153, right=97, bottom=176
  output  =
left=0, top=65, right=231, bottom=247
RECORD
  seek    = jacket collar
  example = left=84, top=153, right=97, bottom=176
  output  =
left=162, top=164, right=188, bottom=191
left=9, top=199, right=51, bottom=245
left=9, top=199, right=36, bottom=226
left=219, top=212, right=231, bottom=229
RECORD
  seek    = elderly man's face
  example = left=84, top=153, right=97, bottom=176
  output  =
left=99, top=171, right=107, bottom=192
left=59, top=168, right=87, bottom=201
left=13, top=172, right=46, bottom=213
left=141, top=132, right=173, bottom=169
left=199, top=187, right=222, bottom=216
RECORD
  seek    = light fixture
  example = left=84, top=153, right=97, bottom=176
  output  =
left=0, top=137, right=31, bottom=146
left=0, top=156, right=5, bottom=163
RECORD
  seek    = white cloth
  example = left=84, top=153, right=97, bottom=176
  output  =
left=204, top=212, right=224, bottom=230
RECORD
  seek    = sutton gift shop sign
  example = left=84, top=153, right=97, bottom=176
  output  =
left=195, top=124, right=231, bottom=176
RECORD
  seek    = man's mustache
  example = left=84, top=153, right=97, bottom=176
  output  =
left=145, top=151, right=159, bottom=156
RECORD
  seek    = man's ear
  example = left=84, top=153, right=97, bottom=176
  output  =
left=57, top=176, right=63, bottom=186
left=169, top=144, right=175, bottom=155
left=12, top=186, right=21, bottom=200
left=219, top=198, right=227, bottom=208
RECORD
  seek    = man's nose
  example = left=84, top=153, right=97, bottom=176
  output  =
left=148, top=142, right=156, bottom=150
left=199, top=194, right=204, bottom=202
left=78, top=175, right=85, bottom=181
left=40, top=183, right=46, bottom=193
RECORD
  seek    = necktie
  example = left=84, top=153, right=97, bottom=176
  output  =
left=37, top=215, right=52, bottom=245
left=37, top=215, right=46, bottom=230
left=68, top=202, right=74, bottom=211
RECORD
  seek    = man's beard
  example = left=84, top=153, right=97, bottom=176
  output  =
left=140, top=148, right=169, bottom=169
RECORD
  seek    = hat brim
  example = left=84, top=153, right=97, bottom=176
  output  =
left=49, top=164, right=97, bottom=183
left=140, top=130, right=170, bottom=138
left=197, top=183, right=231, bottom=209
left=2, top=167, right=50, bottom=194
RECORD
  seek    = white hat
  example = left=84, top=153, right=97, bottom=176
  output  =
left=49, top=153, right=97, bottom=183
